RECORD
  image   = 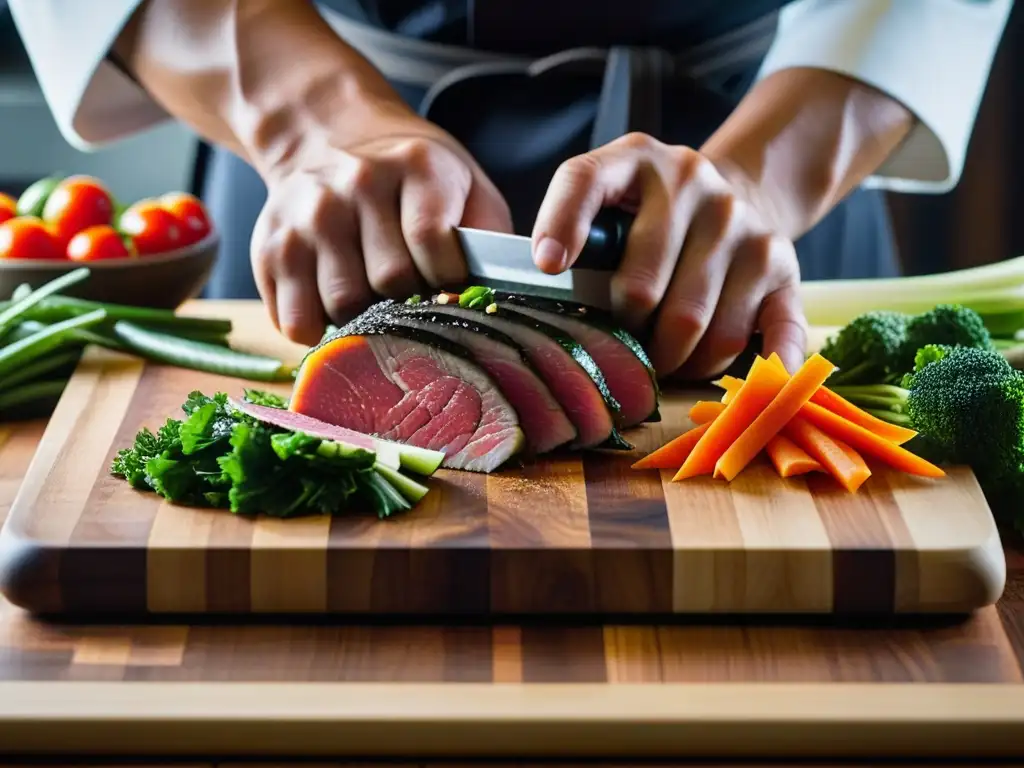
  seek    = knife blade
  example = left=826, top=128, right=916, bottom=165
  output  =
left=456, top=207, right=634, bottom=309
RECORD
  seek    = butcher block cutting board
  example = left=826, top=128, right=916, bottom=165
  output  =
left=0, top=303, right=1007, bottom=617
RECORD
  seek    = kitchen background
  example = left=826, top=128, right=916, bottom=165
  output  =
left=0, top=3, right=1021, bottom=277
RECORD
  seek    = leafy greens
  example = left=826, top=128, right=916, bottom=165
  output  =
left=111, top=389, right=430, bottom=518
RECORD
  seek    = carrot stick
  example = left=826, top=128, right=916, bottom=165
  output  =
left=800, top=401, right=945, bottom=478
left=689, top=400, right=726, bottom=425
left=719, top=368, right=917, bottom=445
left=784, top=416, right=872, bottom=492
left=631, top=421, right=713, bottom=470
left=714, top=353, right=837, bottom=482
left=674, top=356, right=789, bottom=481
left=809, top=387, right=918, bottom=445
left=766, top=434, right=823, bottom=478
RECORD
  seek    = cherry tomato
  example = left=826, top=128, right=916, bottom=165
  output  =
left=67, top=224, right=136, bottom=262
left=42, top=176, right=115, bottom=247
left=119, top=200, right=183, bottom=255
left=160, top=192, right=212, bottom=245
left=0, top=193, right=16, bottom=226
left=0, top=216, right=64, bottom=260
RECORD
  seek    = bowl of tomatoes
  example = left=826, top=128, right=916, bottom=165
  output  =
left=0, top=174, right=219, bottom=309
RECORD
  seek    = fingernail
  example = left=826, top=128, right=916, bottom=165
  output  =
left=534, top=237, right=567, bottom=273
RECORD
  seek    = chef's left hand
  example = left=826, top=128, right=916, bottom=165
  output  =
left=531, top=132, right=807, bottom=379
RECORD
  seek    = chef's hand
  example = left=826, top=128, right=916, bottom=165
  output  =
left=251, top=103, right=512, bottom=345
left=531, top=132, right=807, bottom=379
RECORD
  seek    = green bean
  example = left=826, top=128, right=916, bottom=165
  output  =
left=111, top=321, right=294, bottom=382
left=0, top=309, right=107, bottom=381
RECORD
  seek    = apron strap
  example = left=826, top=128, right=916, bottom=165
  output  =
left=317, top=5, right=779, bottom=90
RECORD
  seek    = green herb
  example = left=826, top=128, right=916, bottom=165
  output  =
left=111, top=390, right=438, bottom=518
left=458, top=285, right=494, bottom=309
left=242, top=388, right=288, bottom=408
left=405, top=294, right=422, bottom=306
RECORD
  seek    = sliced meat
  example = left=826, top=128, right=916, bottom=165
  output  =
left=375, top=301, right=577, bottom=454
left=494, top=292, right=660, bottom=427
left=408, top=302, right=628, bottom=449
left=290, top=319, right=524, bottom=473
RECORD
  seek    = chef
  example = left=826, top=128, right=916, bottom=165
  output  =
left=8, top=0, right=1013, bottom=378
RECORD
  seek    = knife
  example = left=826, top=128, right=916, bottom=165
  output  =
left=456, top=207, right=634, bottom=309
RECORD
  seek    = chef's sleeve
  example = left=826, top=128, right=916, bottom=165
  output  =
left=756, top=0, right=1014, bottom=193
left=8, top=0, right=171, bottom=152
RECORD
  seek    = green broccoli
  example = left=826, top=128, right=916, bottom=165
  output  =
left=900, top=345, right=1024, bottom=479
left=819, top=310, right=910, bottom=385
left=831, top=345, right=1024, bottom=525
left=898, top=304, right=995, bottom=372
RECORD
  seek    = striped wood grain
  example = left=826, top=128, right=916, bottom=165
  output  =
left=0, top=304, right=1008, bottom=617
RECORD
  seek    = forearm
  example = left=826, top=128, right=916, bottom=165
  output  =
left=701, top=66, right=915, bottom=241
left=112, top=0, right=407, bottom=175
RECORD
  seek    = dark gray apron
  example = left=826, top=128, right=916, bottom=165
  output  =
left=201, top=0, right=899, bottom=300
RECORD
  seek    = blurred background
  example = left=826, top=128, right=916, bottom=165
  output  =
left=0, top=2, right=1020, bottom=277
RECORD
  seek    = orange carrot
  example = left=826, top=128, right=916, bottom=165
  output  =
left=765, top=434, right=823, bottom=478
left=718, top=369, right=917, bottom=445
left=714, top=353, right=837, bottom=482
left=689, top=400, right=726, bottom=425
left=784, top=416, right=872, bottom=492
left=809, top=387, right=918, bottom=445
left=800, top=401, right=945, bottom=478
left=674, top=356, right=789, bottom=481
left=631, top=421, right=713, bottom=470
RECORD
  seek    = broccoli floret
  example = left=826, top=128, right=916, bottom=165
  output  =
left=820, top=310, right=910, bottom=385
left=898, top=304, right=994, bottom=372
left=903, top=344, right=1024, bottom=481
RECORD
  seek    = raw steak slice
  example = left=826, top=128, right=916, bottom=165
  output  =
left=372, top=301, right=577, bottom=454
left=494, top=292, right=660, bottom=427
left=407, top=301, right=629, bottom=450
left=290, top=320, right=524, bottom=473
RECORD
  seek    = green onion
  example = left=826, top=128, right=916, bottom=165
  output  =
left=0, top=267, right=91, bottom=340
left=0, top=309, right=107, bottom=381
left=0, top=379, right=69, bottom=411
left=110, top=321, right=294, bottom=382
left=0, top=349, right=81, bottom=390
left=12, top=294, right=233, bottom=337
left=458, top=285, right=494, bottom=309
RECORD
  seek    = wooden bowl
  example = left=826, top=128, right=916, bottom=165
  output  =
left=0, top=232, right=220, bottom=309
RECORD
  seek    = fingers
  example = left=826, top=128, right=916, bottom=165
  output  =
left=757, top=281, right=808, bottom=374
left=270, top=234, right=323, bottom=345
left=532, top=133, right=663, bottom=275
left=680, top=233, right=800, bottom=379
left=314, top=203, right=371, bottom=325
left=648, top=194, right=740, bottom=374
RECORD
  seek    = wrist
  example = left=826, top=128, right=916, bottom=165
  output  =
left=224, top=2, right=411, bottom=180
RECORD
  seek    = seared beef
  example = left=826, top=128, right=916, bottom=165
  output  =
left=494, top=292, right=660, bottom=427
left=410, top=302, right=629, bottom=449
left=376, top=301, right=577, bottom=454
left=290, top=318, right=524, bottom=473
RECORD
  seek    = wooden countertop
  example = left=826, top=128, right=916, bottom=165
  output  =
left=1, top=302, right=1023, bottom=760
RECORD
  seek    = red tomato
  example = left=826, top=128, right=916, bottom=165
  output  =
left=67, top=224, right=136, bottom=262
left=0, top=193, right=15, bottom=226
left=119, top=200, right=183, bottom=255
left=160, top=192, right=212, bottom=245
left=42, top=176, right=115, bottom=247
left=0, top=216, right=64, bottom=260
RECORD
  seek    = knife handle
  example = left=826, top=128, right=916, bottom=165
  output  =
left=577, top=207, right=634, bottom=272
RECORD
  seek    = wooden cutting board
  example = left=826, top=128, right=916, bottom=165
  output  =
left=0, top=303, right=1007, bottom=617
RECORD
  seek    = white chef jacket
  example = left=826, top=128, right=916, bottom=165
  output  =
left=7, top=0, right=1014, bottom=194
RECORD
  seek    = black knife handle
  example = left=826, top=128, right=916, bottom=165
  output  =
left=576, top=207, right=634, bottom=272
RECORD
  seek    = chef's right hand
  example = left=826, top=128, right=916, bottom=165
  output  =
left=250, top=102, right=513, bottom=345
